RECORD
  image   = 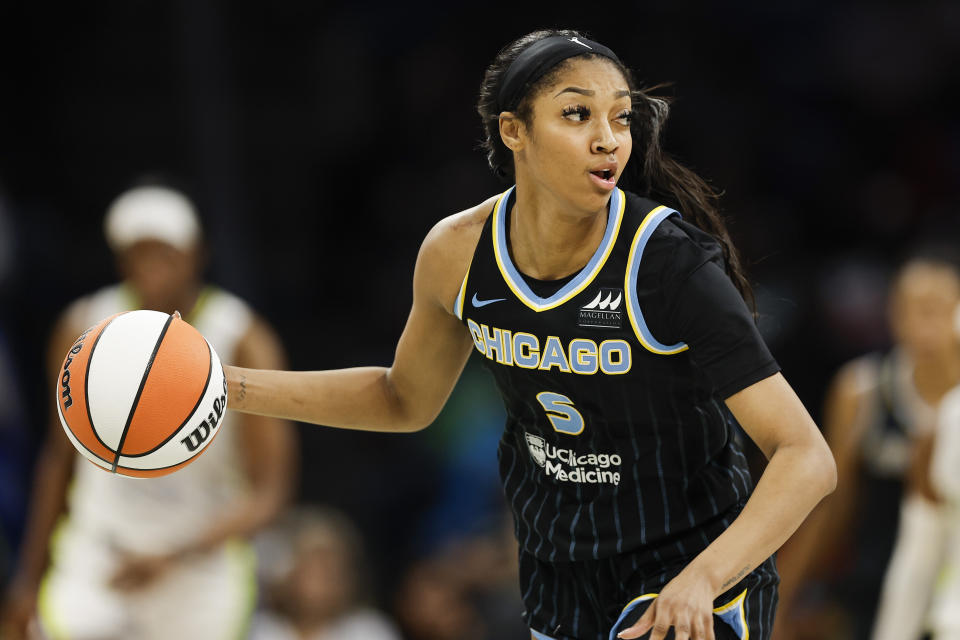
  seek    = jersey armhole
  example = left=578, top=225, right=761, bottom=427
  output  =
left=454, top=263, right=470, bottom=320
left=623, top=206, right=689, bottom=355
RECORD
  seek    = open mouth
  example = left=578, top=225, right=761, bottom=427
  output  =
left=589, top=168, right=616, bottom=188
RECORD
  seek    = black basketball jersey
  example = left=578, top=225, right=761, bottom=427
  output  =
left=455, top=186, right=779, bottom=564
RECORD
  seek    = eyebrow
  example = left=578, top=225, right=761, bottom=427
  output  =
left=554, top=87, right=632, bottom=99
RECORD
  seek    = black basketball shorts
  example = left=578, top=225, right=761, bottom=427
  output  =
left=520, top=550, right=779, bottom=640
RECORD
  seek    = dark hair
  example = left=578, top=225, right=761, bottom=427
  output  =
left=477, top=29, right=755, bottom=311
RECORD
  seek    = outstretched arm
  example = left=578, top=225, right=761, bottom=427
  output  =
left=620, top=373, right=836, bottom=640
left=224, top=205, right=487, bottom=433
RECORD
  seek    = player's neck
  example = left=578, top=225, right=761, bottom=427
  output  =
left=509, top=184, right=608, bottom=281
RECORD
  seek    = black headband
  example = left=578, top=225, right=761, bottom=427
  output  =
left=497, top=35, right=621, bottom=113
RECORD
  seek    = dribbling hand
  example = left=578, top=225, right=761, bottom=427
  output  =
left=617, top=570, right=716, bottom=640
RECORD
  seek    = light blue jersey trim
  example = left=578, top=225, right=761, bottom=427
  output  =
left=624, top=205, right=688, bottom=355
left=493, top=186, right=625, bottom=312
left=713, top=588, right=750, bottom=639
left=531, top=629, right=558, bottom=640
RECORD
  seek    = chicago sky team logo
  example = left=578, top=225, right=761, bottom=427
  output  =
left=577, top=287, right=623, bottom=329
left=526, top=433, right=546, bottom=467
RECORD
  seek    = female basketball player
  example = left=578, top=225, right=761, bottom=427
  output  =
left=225, top=30, right=836, bottom=640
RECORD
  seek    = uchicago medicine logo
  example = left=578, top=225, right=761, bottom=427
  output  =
left=525, top=432, right=622, bottom=485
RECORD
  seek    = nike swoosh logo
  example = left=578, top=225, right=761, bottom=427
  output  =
left=472, top=293, right=506, bottom=308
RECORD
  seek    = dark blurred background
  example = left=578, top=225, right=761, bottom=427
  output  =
left=0, top=0, right=959, bottom=637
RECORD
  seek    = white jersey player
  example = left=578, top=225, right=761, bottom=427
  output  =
left=1, top=185, right=295, bottom=640
left=871, top=272, right=960, bottom=640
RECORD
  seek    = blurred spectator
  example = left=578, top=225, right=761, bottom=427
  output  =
left=251, top=507, right=399, bottom=640
left=395, top=514, right=528, bottom=640
left=776, top=251, right=960, bottom=640
left=395, top=560, right=482, bottom=640
left=0, top=182, right=296, bottom=640
left=871, top=265, right=960, bottom=640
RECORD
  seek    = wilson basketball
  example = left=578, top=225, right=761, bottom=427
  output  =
left=56, top=310, right=227, bottom=478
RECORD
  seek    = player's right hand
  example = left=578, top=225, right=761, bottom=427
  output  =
left=617, top=569, right=716, bottom=640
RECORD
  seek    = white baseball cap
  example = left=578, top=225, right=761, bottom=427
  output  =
left=104, top=186, right=201, bottom=252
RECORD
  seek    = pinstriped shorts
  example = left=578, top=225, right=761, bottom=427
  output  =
left=521, top=551, right=779, bottom=640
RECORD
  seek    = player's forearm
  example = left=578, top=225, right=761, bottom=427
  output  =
left=686, top=439, right=837, bottom=597
left=224, top=365, right=430, bottom=432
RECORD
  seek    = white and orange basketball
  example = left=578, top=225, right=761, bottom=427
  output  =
left=56, top=310, right=227, bottom=478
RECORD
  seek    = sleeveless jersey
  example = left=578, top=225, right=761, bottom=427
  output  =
left=62, top=284, right=253, bottom=554
left=456, top=187, right=766, bottom=563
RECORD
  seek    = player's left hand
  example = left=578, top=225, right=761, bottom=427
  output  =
left=108, top=552, right=176, bottom=591
left=617, top=569, right=716, bottom=640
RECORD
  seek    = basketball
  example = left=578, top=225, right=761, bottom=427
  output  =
left=56, top=309, right=227, bottom=478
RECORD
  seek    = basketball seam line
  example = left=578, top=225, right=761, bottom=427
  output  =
left=116, top=452, right=211, bottom=474
left=58, top=400, right=112, bottom=465
left=111, top=313, right=175, bottom=473
left=121, top=339, right=213, bottom=459
left=84, top=313, right=123, bottom=456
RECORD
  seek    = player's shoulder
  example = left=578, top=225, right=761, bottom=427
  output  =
left=421, top=193, right=499, bottom=258
left=415, top=194, right=500, bottom=311
left=420, top=191, right=500, bottom=283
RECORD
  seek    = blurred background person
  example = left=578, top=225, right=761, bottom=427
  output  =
left=393, top=514, right=528, bottom=640
left=0, top=182, right=296, bottom=640
left=872, top=267, right=960, bottom=640
left=923, top=308, right=960, bottom=640
left=776, top=251, right=960, bottom=640
left=251, top=507, right=399, bottom=640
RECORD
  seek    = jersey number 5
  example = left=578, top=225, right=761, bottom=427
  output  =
left=536, top=392, right=584, bottom=436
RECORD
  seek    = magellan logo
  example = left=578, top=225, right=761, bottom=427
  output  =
left=577, top=288, right=622, bottom=329
left=526, top=433, right=546, bottom=467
